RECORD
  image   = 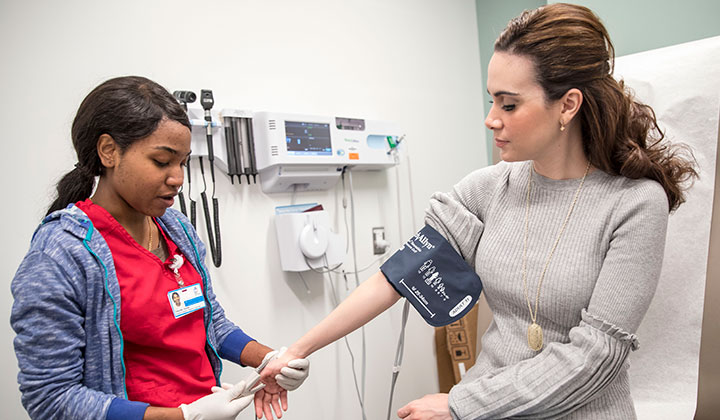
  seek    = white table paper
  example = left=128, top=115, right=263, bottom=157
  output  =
left=614, top=36, right=720, bottom=420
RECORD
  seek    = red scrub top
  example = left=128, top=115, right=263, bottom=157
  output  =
left=76, top=200, right=216, bottom=407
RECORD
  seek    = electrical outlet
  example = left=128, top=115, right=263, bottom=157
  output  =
left=372, top=227, right=387, bottom=255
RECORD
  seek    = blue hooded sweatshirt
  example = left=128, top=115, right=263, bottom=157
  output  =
left=11, top=205, right=255, bottom=420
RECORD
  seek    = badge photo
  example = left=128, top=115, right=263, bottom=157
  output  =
left=167, top=283, right=206, bottom=319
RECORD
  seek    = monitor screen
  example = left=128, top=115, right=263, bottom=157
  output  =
left=285, top=120, right=332, bottom=156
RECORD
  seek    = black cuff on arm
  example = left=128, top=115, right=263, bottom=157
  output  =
left=380, top=225, right=483, bottom=327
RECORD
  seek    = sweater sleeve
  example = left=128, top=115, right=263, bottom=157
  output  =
left=424, top=163, right=507, bottom=268
left=448, top=180, right=669, bottom=419
left=11, top=250, right=147, bottom=420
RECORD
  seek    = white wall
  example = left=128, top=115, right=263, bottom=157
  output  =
left=0, top=1, right=487, bottom=419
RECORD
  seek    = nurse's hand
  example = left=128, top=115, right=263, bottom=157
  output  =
left=260, top=348, right=302, bottom=388
left=276, top=357, right=310, bottom=390
left=179, top=380, right=254, bottom=420
left=211, top=382, right=286, bottom=419
left=397, top=393, right=451, bottom=420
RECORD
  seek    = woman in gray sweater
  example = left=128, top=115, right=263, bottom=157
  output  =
left=262, top=3, right=697, bottom=419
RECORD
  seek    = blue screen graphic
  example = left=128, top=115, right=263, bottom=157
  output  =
left=284, top=120, right=332, bottom=156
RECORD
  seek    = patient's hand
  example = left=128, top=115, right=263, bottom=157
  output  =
left=256, top=349, right=303, bottom=418
left=253, top=386, right=287, bottom=419
left=397, top=393, right=451, bottom=420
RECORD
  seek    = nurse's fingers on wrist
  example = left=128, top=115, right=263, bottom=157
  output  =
left=287, top=359, right=309, bottom=369
left=278, top=367, right=305, bottom=379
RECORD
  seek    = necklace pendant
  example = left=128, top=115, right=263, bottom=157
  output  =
left=528, top=322, right=543, bottom=351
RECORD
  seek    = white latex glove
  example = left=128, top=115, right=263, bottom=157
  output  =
left=211, top=382, right=234, bottom=393
left=180, top=380, right=254, bottom=420
left=260, top=349, right=279, bottom=370
left=275, top=347, right=310, bottom=391
left=212, top=371, right=265, bottom=395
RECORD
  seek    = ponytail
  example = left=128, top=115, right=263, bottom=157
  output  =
left=45, top=164, right=98, bottom=216
left=581, top=77, right=698, bottom=212
left=44, top=76, right=190, bottom=218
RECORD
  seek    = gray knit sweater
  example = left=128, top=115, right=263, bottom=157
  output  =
left=425, top=160, right=669, bottom=419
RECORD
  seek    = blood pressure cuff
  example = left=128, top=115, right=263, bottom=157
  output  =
left=380, top=225, right=483, bottom=327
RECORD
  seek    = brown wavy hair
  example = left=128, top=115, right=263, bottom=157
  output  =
left=494, top=3, right=697, bottom=211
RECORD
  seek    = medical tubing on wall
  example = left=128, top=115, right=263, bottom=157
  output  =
left=190, top=200, right=197, bottom=229
left=245, top=118, right=258, bottom=183
left=223, top=122, right=236, bottom=184
left=327, top=252, right=389, bottom=276
left=395, top=163, right=403, bottom=248
left=212, top=197, right=221, bottom=266
left=386, top=141, right=414, bottom=417
left=393, top=140, right=417, bottom=238
left=404, top=141, right=418, bottom=229
left=203, top=105, right=216, bottom=192
left=386, top=300, right=410, bottom=420
left=341, top=170, right=350, bottom=255
left=187, top=157, right=197, bottom=228
left=334, top=172, right=390, bottom=275
left=347, top=170, right=367, bottom=402
left=178, top=190, right=188, bottom=216
left=324, top=257, right=368, bottom=420
left=176, top=217, right=223, bottom=377
left=304, top=254, right=342, bottom=274
left=199, top=157, right=222, bottom=267
left=199, top=89, right=221, bottom=267
left=296, top=271, right=312, bottom=294
left=208, top=131, right=217, bottom=196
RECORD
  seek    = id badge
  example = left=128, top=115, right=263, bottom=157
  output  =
left=167, top=283, right=206, bottom=319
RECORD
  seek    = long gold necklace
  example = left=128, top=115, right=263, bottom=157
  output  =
left=522, top=161, right=590, bottom=351
left=146, top=217, right=154, bottom=250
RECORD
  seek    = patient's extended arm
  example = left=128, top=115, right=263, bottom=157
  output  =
left=261, top=270, right=401, bottom=382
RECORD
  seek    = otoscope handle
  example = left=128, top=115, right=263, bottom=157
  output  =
left=201, top=89, right=215, bottom=164
left=206, top=132, right=215, bottom=166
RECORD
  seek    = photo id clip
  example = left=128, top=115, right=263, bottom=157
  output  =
left=167, top=283, right=206, bottom=319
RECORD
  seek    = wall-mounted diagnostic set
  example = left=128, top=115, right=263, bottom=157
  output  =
left=183, top=108, right=402, bottom=194
left=252, top=112, right=401, bottom=193
left=175, top=88, right=403, bottom=274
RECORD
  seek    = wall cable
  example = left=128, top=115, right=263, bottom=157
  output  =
left=346, top=169, right=367, bottom=405
left=386, top=139, right=416, bottom=419
left=323, top=255, right=368, bottom=420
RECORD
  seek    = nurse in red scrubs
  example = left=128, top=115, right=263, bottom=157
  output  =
left=11, top=76, right=308, bottom=420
